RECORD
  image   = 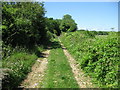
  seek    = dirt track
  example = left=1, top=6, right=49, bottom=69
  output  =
left=20, top=39, right=94, bottom=88
left=20, top=50, right=50, bottom=88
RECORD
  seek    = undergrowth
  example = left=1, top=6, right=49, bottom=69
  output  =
left=2, top=45, right=44, bottom=89
left=60, top=31, right=119, bottom=88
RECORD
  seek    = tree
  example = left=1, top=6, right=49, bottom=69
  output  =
left=45, top=18, right=62, bottom=36
left=60, top=14, right=77, bottom=32
left=53, top=19, right=62, bottom=36
left=2, top=2, right=47, bottom=47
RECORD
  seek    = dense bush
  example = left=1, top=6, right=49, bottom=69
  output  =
left=2, top=2, right=47, bottom=48
left=45, top=18, right=62, bottom=36
left=60, top=31, right=119, bottom=88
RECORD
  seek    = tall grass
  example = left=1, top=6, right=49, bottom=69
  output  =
left=2, top=45, right=44, bottom=89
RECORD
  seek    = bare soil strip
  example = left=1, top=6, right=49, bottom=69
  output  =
left=20, top=49, right=50, bottom=88
left=59, top=40, right=94, bottom=88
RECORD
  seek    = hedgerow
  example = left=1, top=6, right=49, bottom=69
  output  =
left=60, top=31, right=119, bottom=88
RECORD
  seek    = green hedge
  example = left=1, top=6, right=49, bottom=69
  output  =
left=60, top=31, right=119, bottom=88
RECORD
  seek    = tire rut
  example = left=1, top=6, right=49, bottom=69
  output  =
left=20, top=49, right=50, bottom=88
left=59, top=39, right=94, bottom=88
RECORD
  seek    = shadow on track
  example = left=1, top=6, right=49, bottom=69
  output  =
left=48, top=41, right=62, bottom=49
left=37, top=40, right=61, bottom=58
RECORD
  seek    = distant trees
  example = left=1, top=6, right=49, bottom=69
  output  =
left=97, top=31, right=108, bottom=35
left=45, top=14, right=78, bottom=36
left=60, top=14, right=77, bottom=32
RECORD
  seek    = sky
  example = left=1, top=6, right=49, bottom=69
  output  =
left=44, top=2, right=118, bottom=31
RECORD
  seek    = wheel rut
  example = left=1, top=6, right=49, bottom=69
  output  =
left=59, top=39, right=94, bottom=88
left=20, top=49, right=50, bottom=88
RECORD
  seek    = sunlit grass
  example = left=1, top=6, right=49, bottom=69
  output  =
left=41, top=41, right=79, bottom=88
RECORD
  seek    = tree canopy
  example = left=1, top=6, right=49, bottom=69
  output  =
left=45, top=18, right=62, bottom=36
left=2, top=2, right=47, bottom=47
left=60, top=14, right=77, bottom=32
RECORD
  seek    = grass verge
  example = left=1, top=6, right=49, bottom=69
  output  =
left=2, top=45, right=44, bottom=89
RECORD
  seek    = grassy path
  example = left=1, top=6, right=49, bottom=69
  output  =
left=20, top=39, right=94, bottom=88
left=41, top=40, right=79, bottom=88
